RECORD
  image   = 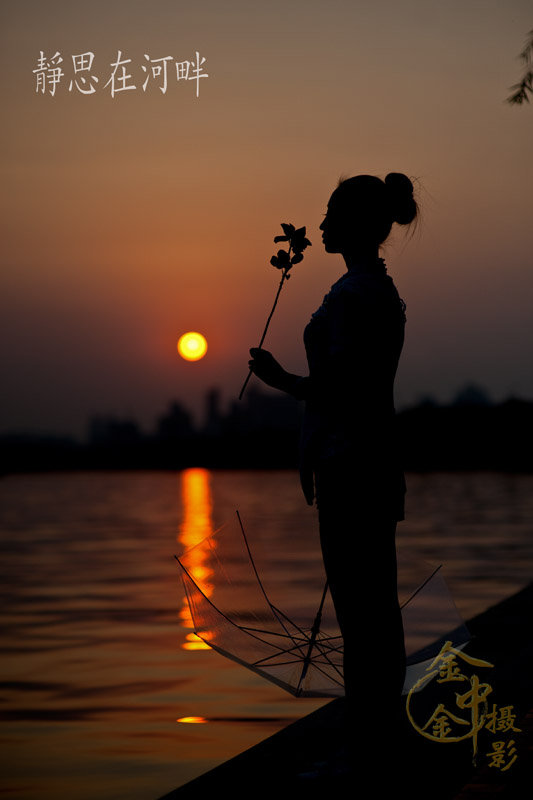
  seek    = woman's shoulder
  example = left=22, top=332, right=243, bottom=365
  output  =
left=329, top=270, right=398, bottom=302
left=325, top=270, right=406, bottom=325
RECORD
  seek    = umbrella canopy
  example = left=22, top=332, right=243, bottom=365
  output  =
left=176, top=512, right=470, bottom=698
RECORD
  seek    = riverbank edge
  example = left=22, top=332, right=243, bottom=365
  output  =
left=159, top=582, right=533, bottom=799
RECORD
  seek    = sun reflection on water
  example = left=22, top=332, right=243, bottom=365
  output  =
left=178, top=468, right=215, bottom=651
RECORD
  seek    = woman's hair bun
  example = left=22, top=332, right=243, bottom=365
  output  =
left=385, top=172, right=417, bottom=225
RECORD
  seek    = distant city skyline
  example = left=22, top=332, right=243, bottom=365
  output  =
left=84, top=380, right=502, bottom=440
left=3, top=382, right=531, bottom=475
left=0, top=378, right=512, bottom=444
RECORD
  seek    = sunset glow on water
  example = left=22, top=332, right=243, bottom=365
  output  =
left=1, top=469, right=533, bottom=798
left=177, top=467, right=215, bottom=651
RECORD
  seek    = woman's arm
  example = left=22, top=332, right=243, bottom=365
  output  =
left=248, top=348, right=309, bottom=400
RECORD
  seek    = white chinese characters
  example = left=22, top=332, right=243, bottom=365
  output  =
left=33, top=50, right=209, bottom=97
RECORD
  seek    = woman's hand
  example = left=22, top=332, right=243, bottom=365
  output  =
left=248, top=348, right=288, bottom=391
left=248, top=348, right=308, bottom=398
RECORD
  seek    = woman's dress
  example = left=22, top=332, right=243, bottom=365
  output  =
left=292, top=257, right=407, bottom=708
left=296, top=257, right=406, bottom=516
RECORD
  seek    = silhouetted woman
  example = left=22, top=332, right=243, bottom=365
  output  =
left=249, top=173, right=419, bottom=745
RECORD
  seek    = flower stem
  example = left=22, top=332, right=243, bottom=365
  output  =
left=239, top=249, right=292, bottom=401
left=257, top=268, right=288, bottom=349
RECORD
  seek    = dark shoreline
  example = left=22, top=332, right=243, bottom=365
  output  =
left=2, top=396, right=532, bottom=475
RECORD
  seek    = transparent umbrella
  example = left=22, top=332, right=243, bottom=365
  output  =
left=175, top=512, right=470, bottom=698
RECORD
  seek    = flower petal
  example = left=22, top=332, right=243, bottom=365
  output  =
left=281, top=223, right=296, bottom=236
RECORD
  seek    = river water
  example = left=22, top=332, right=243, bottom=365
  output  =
left=1, top=469, right=532, bottom=799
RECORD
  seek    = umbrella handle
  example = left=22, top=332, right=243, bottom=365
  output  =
left=295, top=579, right=329, bottom=695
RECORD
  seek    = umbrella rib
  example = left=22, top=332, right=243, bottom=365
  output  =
left=266, top=599, right=343, bottom=658
left=236, top=511, right=308, bottom=648
left=256, top=636, right=330, bottom=660
left=205, top=641, right=323, bottom=697
left=179, top=560, right=338, bottom=672
left=241, top=621, right=330, bottom=660
left=400, top=564, right=442, bottom=609
left=299, top=660, right=345, bottom=689
left=268, top=603, right=316, bottom=638
left=179, top=514, right=336, bottom=659
left=178, top=559, right=345, bottom=689
left=241, top=623, right=327, bottom=647
left=265, top=600, right=341, bottom=662
left=178, top=517, right=358, bottom=696
left=250, top=620, right=342, bottom=683
left=179, top=520, right=470, bottom=698
left=252, top=656, right=315, bottom=667
left=176, top=561, right=332, bottom=660
left=240, top=626, right=310, bottom=646
left=252, top=644, right=343, bottom=672
left=247, top=651, right=344, bottom=687
left=314, top=635, right=343, bottom=653
left=176, top=557, right=295, bottom=651
left=252, top=639, right=319, bottom=665
left=300, top=636, right=344, bottom=668
left=247, top=630, right=325, bottom=664
left=241, top=626, right=344, bottom=667
left=313, top=654, right=345, bottom=681
left=297, top=627, right=345, bottom=674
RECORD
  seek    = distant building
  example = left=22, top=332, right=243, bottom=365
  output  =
left=203, top=387, right=223, bottom=436
left=415, top=393, right=439, bottom=408
left=452, top=384, right=492, bottom=407
left=156, top=401, right=194, bottom=440
left=225, top=386, right=300, bottom=435
left=88, top=415, right=142, bottom=445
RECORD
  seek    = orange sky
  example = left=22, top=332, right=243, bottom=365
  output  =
left=1, top=1, right=532, bottom=437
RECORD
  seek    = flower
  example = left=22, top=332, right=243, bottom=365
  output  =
left=270, top=249, right=291, bottom=269
left=239, top=221, right=311, bottom=400
left=270, top=223, right=312, bottom=270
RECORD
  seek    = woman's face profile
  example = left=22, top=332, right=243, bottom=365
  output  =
left=320, top=192, right=352, bottom=254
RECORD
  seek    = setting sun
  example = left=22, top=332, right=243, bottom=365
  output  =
left=177, top=332, right=208, bottom=362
